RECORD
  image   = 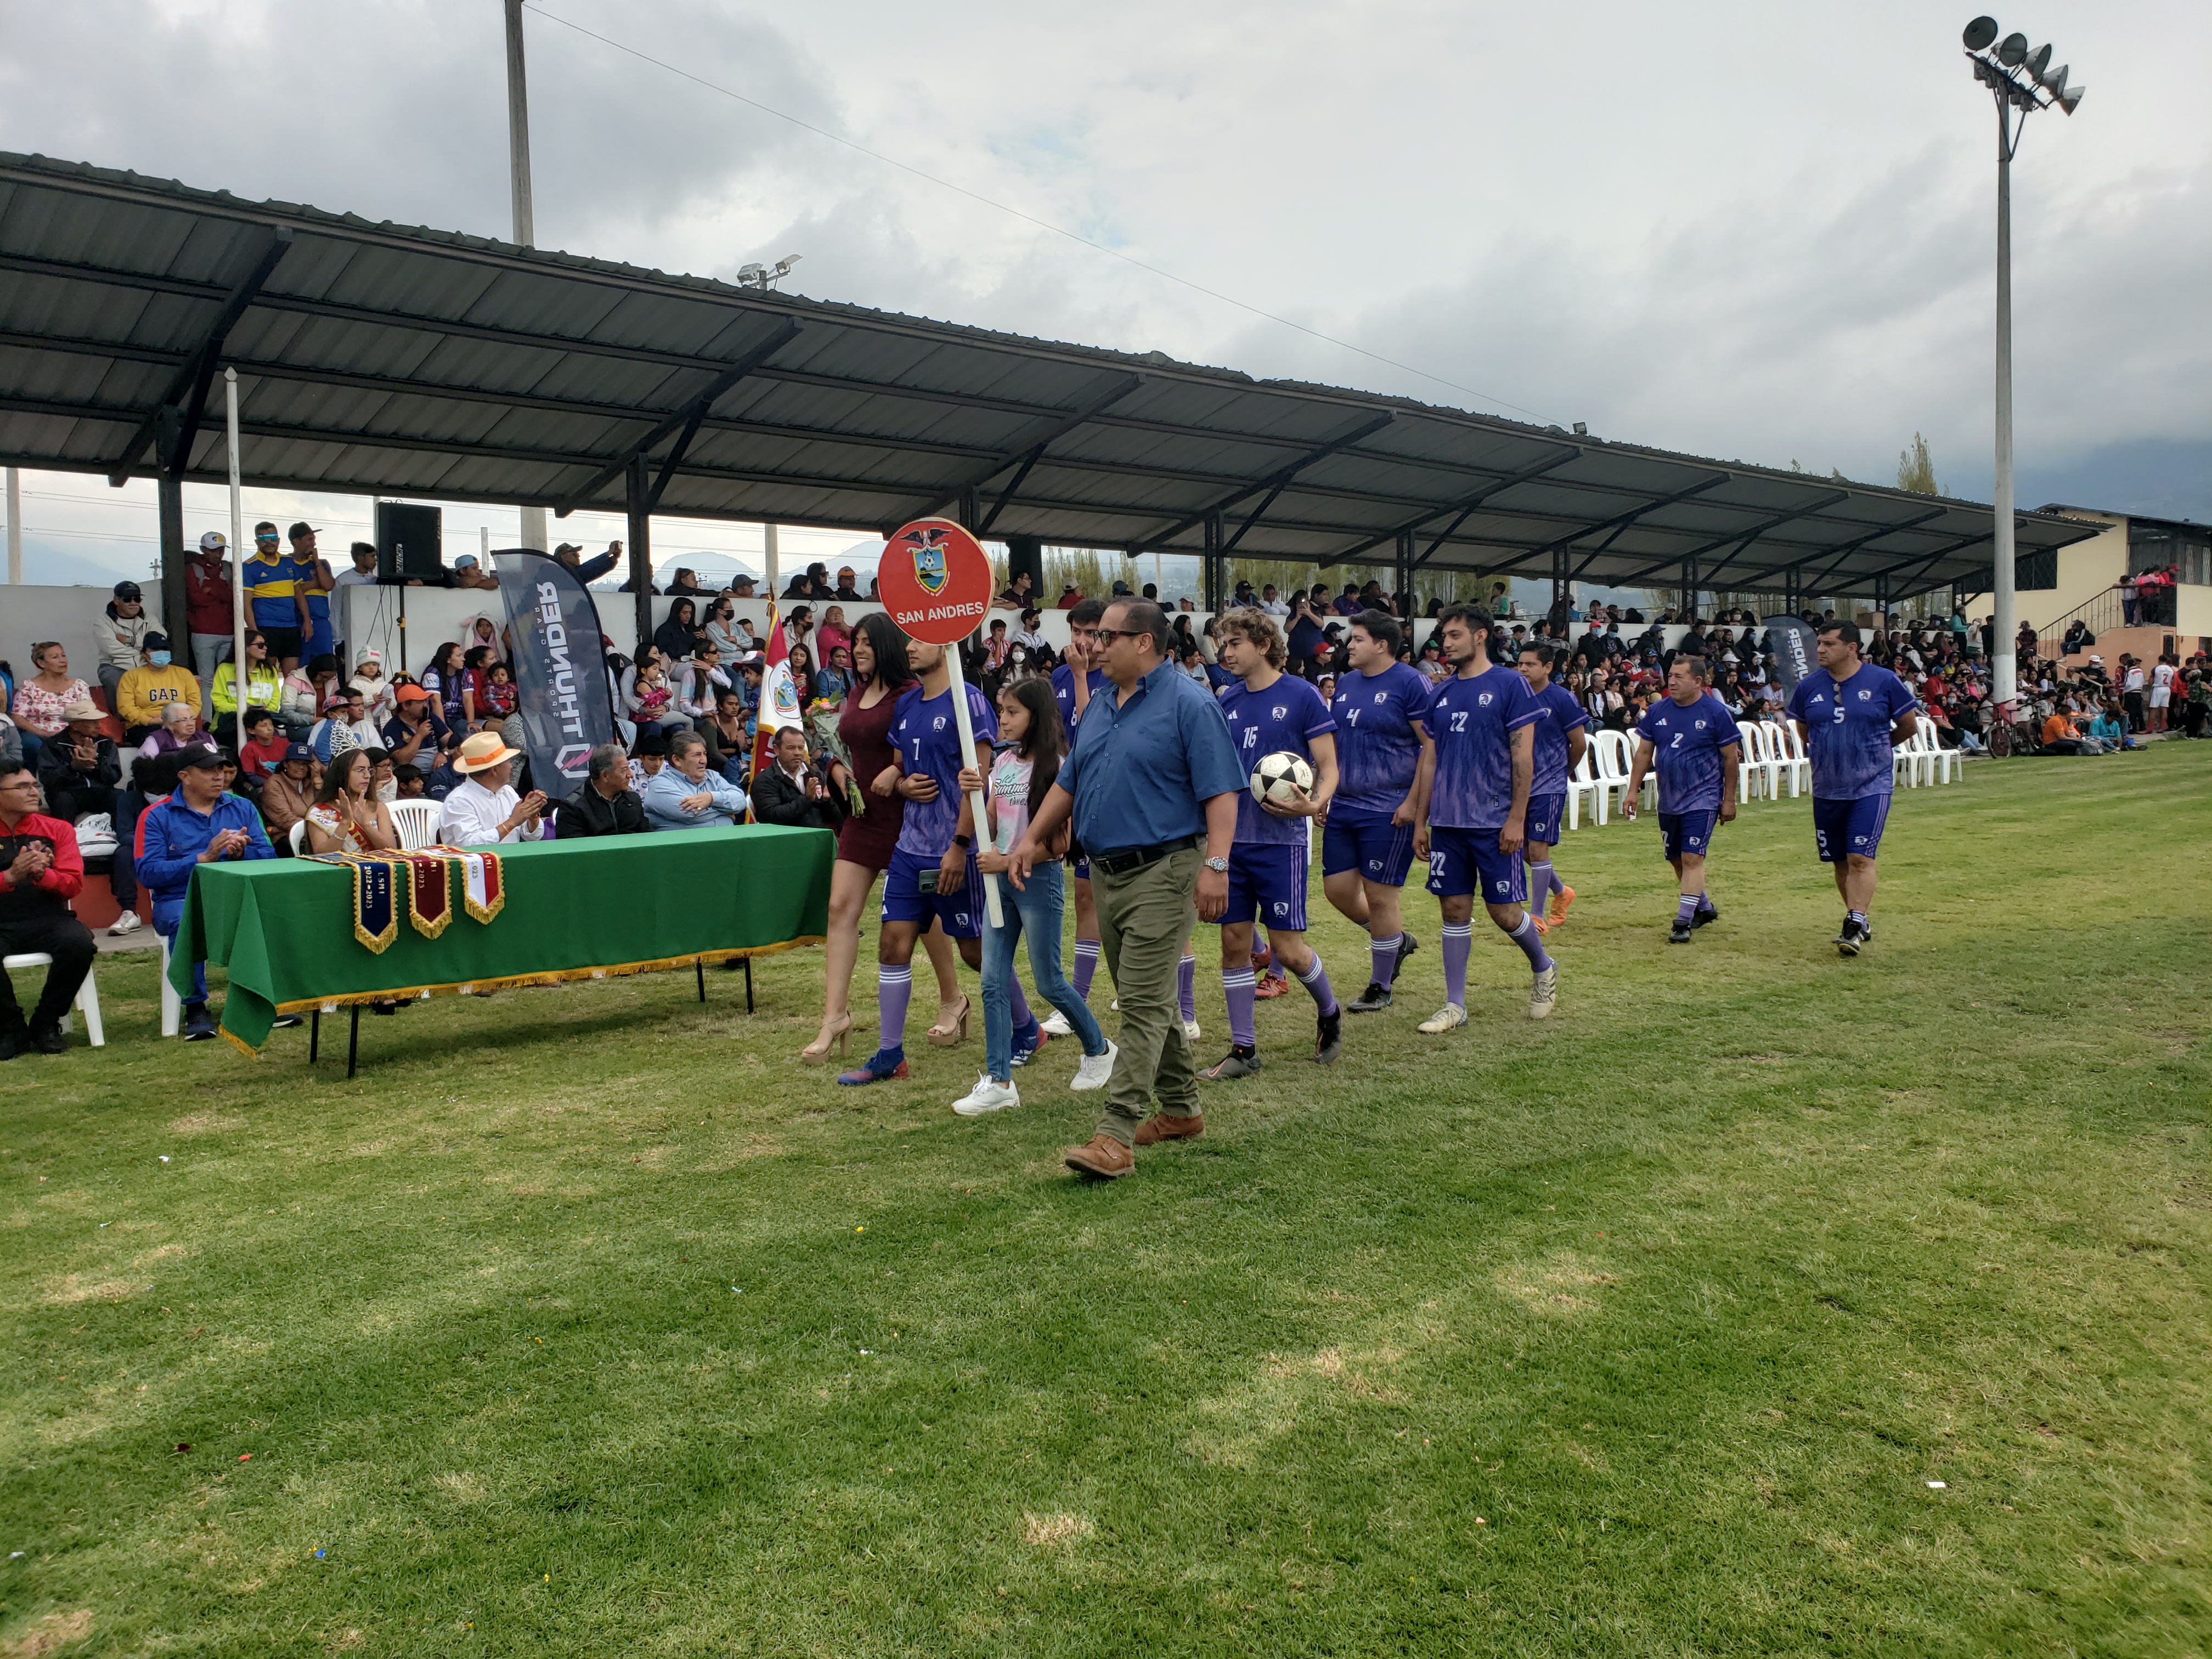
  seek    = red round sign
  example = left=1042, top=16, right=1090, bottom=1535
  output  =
left=876, top=517, right=994, bottom=647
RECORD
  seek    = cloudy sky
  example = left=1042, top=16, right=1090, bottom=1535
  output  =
left=2, top=0, right=2205, bottom=591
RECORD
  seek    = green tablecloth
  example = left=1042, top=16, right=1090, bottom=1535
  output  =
left=167, top=825, right=833, bottom=1051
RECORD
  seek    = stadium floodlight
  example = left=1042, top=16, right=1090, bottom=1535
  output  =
left=736, top=255, right=803, bottom=291
left=773, top=255, right=802, bottom=275
left=737, top=262, right=768, bottom=281
left=1961, top=16, right=2086, bottom=722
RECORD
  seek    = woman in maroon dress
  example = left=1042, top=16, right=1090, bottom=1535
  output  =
left=806, top=613, right=967, bottom=1063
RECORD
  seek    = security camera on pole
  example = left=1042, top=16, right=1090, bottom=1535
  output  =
left=1960, top=15, right=2085, bottom=726
left=876, top=517, right=1002, bottom=927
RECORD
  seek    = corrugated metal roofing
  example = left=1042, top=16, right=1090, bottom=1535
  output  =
left=0, top=151, right=2096, bottom=596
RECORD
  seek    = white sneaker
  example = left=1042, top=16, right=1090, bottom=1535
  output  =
left=1039, top=1010, right=1075, bottom=1037
left=108, top=911, right=142, bottom=937
left=952, top=1074, right=1020, bottom=1116
left=1070, top=1041, right=1118, bottom=1091
left=1417, top=1003, right=1468, bottom=1035
left=1181, top=1018, right=1202, bottom=1042
left=1528, top=964, right=1558, bottom=1020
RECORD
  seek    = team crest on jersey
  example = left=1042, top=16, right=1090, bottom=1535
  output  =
left=1373, top=692, right=1387, bottom=703
left=933, top=715, right=946, bottom=730
left=1272, top=705, right=1287, bottom=719
left=1478, top=692, right=1493, bottom=706
left=1858, top=689, right=1872, bottom=700
left=1695, top=719, right=1707, bottom=729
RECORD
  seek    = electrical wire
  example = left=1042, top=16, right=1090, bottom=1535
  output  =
left=520, top=1, right=1546, bottom=422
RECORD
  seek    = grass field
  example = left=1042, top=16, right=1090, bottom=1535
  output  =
left=3, top=746, right=2208, bottom=1657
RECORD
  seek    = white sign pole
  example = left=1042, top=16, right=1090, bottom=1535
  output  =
left=940, top=646, right=1003, bottom=928
left=224, top=369, right=247, bottom=720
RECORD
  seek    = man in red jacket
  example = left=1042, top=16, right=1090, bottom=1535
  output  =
left=0, top=763, right=96, bottom=1057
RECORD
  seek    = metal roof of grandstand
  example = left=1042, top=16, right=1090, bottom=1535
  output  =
left=0, top=151, right=2097, bottom=597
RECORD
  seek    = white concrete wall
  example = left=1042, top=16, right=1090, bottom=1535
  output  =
left=1, top=583, right=167, bottom=696
left=1956, top=511, right=2129, bottom=635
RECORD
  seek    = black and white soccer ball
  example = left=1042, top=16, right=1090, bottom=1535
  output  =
left=1250, top=750, right=1314, bottom=806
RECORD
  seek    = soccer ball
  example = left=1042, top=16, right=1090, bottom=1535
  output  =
left=1250, top=751, right=1314, bottom=806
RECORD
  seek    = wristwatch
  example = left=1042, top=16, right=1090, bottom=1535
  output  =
left=952, top=833, right=972, bottom=850
left=1204, top=855, right=1229, bottom=873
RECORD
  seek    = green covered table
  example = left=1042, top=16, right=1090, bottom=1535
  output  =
left=166, top=825, right=832, bottom=1056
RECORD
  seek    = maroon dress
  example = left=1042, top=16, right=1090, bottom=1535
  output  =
left=835, top=688, right=906, bottom=871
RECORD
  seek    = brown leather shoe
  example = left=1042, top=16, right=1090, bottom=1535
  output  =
left=1133, top=1111, right=1203, bottom=1147
left=1063, top=1133, right=1135, bottom=1179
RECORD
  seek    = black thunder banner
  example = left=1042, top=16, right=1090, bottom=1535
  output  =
left=492, top=550, right=618, bottom=802
left=1763, top=613, right=1820, bottom=699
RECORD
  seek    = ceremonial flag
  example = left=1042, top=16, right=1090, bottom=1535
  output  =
left=490, top=550, right=619, bottom=803
left=748, top=598, right=806, bottom=783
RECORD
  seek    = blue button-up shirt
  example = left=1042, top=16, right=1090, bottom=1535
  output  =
left=641, top=765, right=750, bottom=831
left=1056, top=657, right=1244, bottom=853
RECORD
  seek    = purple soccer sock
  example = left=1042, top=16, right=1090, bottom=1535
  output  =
left=1368, top=932, right=1402, bottom=988
left=1071, top=938, right=1100, bottom=1002
left=1527, top=861, right=1556, bottom=910
left=1294, top=953, right=1338, bottom=1016
left=877, top=964, right=913, bottom=1055
left=1441, top=923, right=1473, bottom=1006
left=1009, top=975, right=1036, bottom=1039
left=1675, top=891, right=1701, bottom=926
left=1507, top=912, right=1554, bottom=971
left=1178, top=951, right=1197, bottom=1022
left=1223, top=968, right=1257, bottom=1048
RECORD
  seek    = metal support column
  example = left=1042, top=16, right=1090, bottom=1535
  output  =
left=1397, top=528, right=1416, bottom=618
left=1681, top=554, right=1700, bottom=622
left=626, top=453, right=652, bottom=648
left=1874, top=574, right=1891, bottom=628
left=156, top=416, right=187, bottom=645
left=1203, top=513, right=1223, bottom=613
left=1553, top=546, right=1570, bottom=608
left=1990, top=93, right=2018, bottom=713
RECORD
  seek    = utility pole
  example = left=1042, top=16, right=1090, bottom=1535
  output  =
left=504, top=0, right=548, bottom=552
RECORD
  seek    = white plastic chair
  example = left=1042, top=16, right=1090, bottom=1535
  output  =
left=1565, top=746, right=1603, bottom=829
left=1590, top=730, right=1636, bottom=821
left=289, top=820, right=307, bottom=855
left=1923, top=723, right=1960, bottom=785
left=1768, top=721, right=1810, bottom=797
left=1735, top=721, right=1771, bottom=804
left=390, top=799, right=444, bottom=850
left=159, top=933, right=181, bottom=1037
left=3, top=953, right=104, bottom=1046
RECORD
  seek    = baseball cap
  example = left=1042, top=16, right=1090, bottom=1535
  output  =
left=198, top=530, right=227, bottom=552
left=555, top=543, right=581, bottom=556
left=288, top=521, right=318, bottom=540
left=282, top=742, right=313, bottom=763
left=396, top=684, right=430, bottom=704
left=113, top=579, right=143, bottom=600
left=323, top=693, right=352, bottom=712
left=144, top=631, right=170, bottom=651
left=454, top=554, right=478, bottom=568
left=177, top=747, right=227, bottom=771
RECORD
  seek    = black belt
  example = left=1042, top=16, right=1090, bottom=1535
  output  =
left=1086, top=834, right=1200, bottom=877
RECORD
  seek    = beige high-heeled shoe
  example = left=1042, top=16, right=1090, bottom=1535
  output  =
left=800, top=1013, right=854, bottom=1064
left=926, top=997, right=970, bottom=1047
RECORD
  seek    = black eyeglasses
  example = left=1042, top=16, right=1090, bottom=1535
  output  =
left=1092, top=627, right=1145, bottom=645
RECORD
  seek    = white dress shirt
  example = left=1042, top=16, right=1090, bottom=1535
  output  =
left=443, top=775, right=543, bottom=845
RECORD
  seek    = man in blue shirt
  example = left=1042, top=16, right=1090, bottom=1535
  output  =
left=1624, top=654, right=1742, bottom=944
left=137, top=748, right=277, bottom=1040
left=641, top=730, right=751, bottom=831
left=839, top=639, right=997, bottom=1087
left=1322, top=610, right=1434, bottom=1013
left=1786, top=620, right=1918, bottom=955
left=1012, top=600, right=1242, bottom=1177
left=1202, top=609, right=1343, bottom=1080
left=1410, top=606, right=1557, bottom=1031
left=1515, top=641, right=1591, bottom=935
left=1042, top=599, right=1113, bottom=1035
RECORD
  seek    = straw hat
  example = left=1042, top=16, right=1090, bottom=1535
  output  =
left=452, top=729, right=522, bottom=774
left=60, top=698, right=104, bottom=723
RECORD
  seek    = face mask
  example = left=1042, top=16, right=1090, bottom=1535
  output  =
left=150, top=651, right=172, bottom=667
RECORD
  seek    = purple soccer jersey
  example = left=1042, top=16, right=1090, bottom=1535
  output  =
left=1528, top=681, right=1590, bottom=797
left=1050, top=661, right=1108, bottom=737
left=1425, top=665, right=1541, bottom=828
left=1329, top=661, right=1435, bottom=820
left=890, top=680, right=998, bottom=859
left=1634, top=693, right=1742, bottom=815
left=1786, top=663, right=1917, bottom=800
left=1219, top=672, right=1337, bottom=845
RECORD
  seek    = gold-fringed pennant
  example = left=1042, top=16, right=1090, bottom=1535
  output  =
left=402, top=852, right=455, bottom=939
left=455, top=849, right=504, bottom=924
left=303, top=853, right=398, bottom=953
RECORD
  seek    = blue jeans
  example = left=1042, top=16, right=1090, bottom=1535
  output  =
left=981, top=864, right=1105, bottom=1080
left=151, top=893, right=206, bottom=1006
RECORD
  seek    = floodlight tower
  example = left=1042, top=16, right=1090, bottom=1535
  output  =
left=1961, top=16, right=2083, bottom=716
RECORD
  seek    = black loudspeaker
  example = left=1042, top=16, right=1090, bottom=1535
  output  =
left=375, top=501, right=444, bottom=582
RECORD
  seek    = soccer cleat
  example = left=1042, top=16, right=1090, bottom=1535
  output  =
left=1314, top=1007, right=1344, bottom=1066
left=1250, top=945, right=1273, bottom=974
left=1417, top=1003, right=1468, bottom=1035
left=1526, top=911, right=1551, bottom=935
left=1528, top=964, right=1558, bottom=1019
left=952, top=1074, right=1020, bottom=1115
left=1347, top=981, right=1393, bottom=1014
left=1668, top=920, right=1694, bottom=944
left=1010, top=1028, right=1048, bottom=1068
left=837, top=1049, right=910, bottom=1086
left=1070, top=1041, right=1118, bottom=1091
left=1038, top=1010, right=1075, bottom=1037
left=1202, top=1045, right=1263, bottom=1080
left=1836, top=918, right=1867, bottom=957
left=1392, top=933, right=1420, bottom=981
left=1691, top=901, right=1719, bottom=929
left=1253, top=974, right=1290, bottom=1001
left=1547, top=885, right=1576, bottom=927
left=1181, top=1017, right=1203, bottom=1042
